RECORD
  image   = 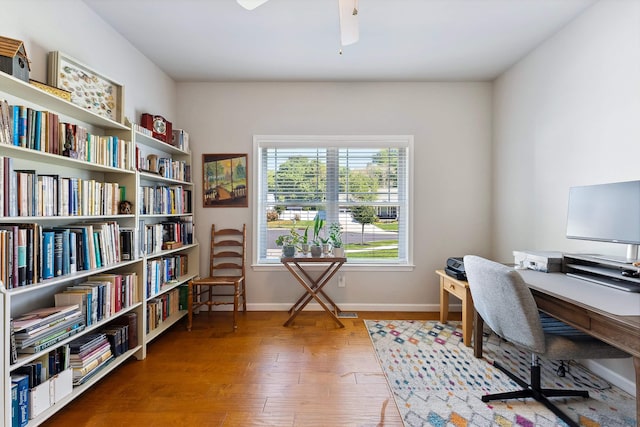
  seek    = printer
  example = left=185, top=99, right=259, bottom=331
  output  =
left=513, top=250, right=563, bottom=273
left=445, top=257, right=466, bottom=280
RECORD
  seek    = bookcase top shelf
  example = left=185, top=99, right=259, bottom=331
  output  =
left=138, top=170, right=193, bottom=186
left=135, top=131, right=191, bottom=156
left=0, top=73, right=130, bottom=131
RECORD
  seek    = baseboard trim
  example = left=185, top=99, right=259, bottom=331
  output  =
left=246, top=303, right=448, bottom=312
left=581, top=360, right=637, bottom=397
left=198, top=303, right=461, bottom=312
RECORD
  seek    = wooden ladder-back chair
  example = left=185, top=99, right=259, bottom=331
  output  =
left=187, top=224, right=247, bottom=331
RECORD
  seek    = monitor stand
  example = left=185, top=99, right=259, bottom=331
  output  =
left=587, top=244, right=638, bottom=264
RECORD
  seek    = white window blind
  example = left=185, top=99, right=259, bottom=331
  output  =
left=253, top=135, right=413, bottom=265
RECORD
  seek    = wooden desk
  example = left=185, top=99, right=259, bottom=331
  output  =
left=472, top=270, right=640, bottom=421
left=436, top=270, right=473, bottom=347
left=281, top=256, right=346, bottom=328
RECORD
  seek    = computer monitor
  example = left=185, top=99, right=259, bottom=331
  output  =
left=566, top=180, right=640, bottom=262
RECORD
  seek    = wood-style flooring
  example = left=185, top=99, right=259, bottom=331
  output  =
left=43, top=310, right=453, bottom=427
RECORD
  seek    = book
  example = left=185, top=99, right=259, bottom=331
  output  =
left=0, top=100, right=11, bottom=144
left=69, top=340, right=110, bottom=364
left=11, top=374, right=29, bottom=426
left=16, top=319, right=84, bottom=351
left=11, top=382, right=18, bottom=427
left=18, top=105, right=27, bottom=147
left=0, top=225, right=18, bottom=288
left=64, top=285, right=98, bottom=325
left=17, top=228, right=27, bottom=286
left=55, top=292, right=88, bottom=327
left=19, top=223, right=39, bottom=285
left=110, top=312, right=138, bottom=349
left=17, top=325, right=84, bottom=354
left=90, top=274, right=121, bottom=315
left=69, top=230, right=77, bottom=274
left=53, top=230, right=63, bottom=277
left=10, top=319, right=18, bottom=364
left=41, top=230, right=55, bottom=279
left=119, top=228, right=133, bottom=261
left=68, top=333, right=107, bottom=354
left=53, top=228, right=70, bottom=276
left=102, top=326, right=124, bottom=356
left=12, top=304, right=80, bottom=333
left=14, top=311, right=83, bottom=342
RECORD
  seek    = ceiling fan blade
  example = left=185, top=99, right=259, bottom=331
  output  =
left=237, top=0, right=269, bottom=10
left=338, top=0, right=359, bottom=46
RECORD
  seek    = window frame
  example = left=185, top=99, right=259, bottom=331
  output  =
left=252, top=135, right=415, bottom=271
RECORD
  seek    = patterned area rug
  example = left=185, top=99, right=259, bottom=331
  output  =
left=365, top=320, right=637, bottom=427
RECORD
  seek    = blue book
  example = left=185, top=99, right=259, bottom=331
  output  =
left=53, top=228, right=71, bottom=276
left=42, top=230, right=55, bottom=279
left=11, top=382, right=18, bottom=427
left=69, top=231, right=77, bottom=273
left=33, top=110, right=42, bottom=151
left=93, top=231, right=102, bottom=268
left=18, top=106, right=26, bottom=147
left=11, top=105, right=19, bottom=146
left=53, top=231, right=63, bottom=277
left=11, top=374, right=29, bottom=427
left=68, top=225, right=92, bottom=270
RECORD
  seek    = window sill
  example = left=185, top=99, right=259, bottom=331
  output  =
left=251, top=262, right=416, bottom=272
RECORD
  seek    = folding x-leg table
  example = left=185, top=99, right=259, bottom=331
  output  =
left=281, top=256, right=347, bottom=328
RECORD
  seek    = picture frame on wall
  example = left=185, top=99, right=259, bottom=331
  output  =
left=47, top=51, right=125, bottom=123
left=202, top=153, right=248, bottom=208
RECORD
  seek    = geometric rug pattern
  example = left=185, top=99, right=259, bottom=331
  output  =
left=365, top=320, right=637, bottom=427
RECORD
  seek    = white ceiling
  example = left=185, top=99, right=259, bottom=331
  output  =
left=83, top=0, right=597, bottom=82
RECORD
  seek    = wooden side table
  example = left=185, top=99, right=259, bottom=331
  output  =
left=435, top=269, right=474, bottom=347
left=282, top=256, right=347, bottom=328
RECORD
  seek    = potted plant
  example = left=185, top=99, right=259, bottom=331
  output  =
left=310, top=215, right=324, bottom=257
left=328, top=222, right=344, bottom=257
left=320, top=236, right=332, bottom=255
left=276, top=228, right=300, bottom=257
left=299, top=226, right=310, bottom=255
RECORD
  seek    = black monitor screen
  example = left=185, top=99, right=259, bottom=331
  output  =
left=566, top=180, right=640, bottom=245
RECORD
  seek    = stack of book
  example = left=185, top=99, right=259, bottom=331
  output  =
left=68, top=333, right=113, bottom=385
left=12, top=305, right=85, bottom=355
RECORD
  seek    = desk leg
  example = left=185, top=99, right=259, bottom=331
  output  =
left=462, top=292, right=473, bottom=347
left=439, top=277, right=449, bottom=324
left=473, top=311, right=483, bottom=358
left=635, top=356, right=640, bottom=423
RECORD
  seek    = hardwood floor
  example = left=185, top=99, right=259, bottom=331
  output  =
left=43, top=311, right=451, bottom=427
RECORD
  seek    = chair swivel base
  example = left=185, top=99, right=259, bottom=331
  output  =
left=484, top=361, right=588, bottom=427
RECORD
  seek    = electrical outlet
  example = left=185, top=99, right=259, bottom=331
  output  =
left=338, top=274, right=346, bottom=288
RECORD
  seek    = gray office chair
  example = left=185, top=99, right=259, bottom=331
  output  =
left=463, top=255, right=629, bottom=427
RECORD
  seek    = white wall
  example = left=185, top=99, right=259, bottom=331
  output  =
left=493, top=0, right=640, bottom=394
left=177, top=82, right=493, bottom=311
left=0, top=0, right=177, bottom=122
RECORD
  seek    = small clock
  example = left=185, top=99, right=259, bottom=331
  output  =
left=141, top=113, right=172, bottom=143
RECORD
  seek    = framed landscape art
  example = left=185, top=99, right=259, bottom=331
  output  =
left=202, top=153, right=248, bottom=207
left=47, top=51, right=125, bottom=123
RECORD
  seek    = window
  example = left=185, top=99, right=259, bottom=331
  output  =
left=253, top=135, right=413, bottom=267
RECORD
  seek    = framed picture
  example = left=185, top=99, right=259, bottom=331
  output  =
left=203, top=153, right=248, bottom=208
left=47, top=51, right=125, bottom=123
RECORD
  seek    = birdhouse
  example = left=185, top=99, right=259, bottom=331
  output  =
left=0, top=36, right=31, bottom=82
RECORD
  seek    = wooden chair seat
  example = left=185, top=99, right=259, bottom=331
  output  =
left=188, top=224, right=246, bottom=331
